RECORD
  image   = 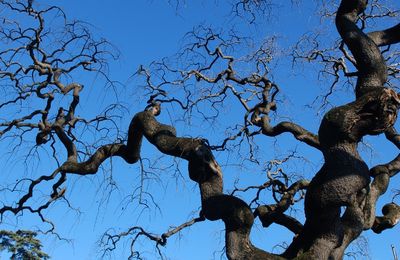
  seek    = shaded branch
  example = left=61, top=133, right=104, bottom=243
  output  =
left=258, top=117, right=320, bottom=150
left=368, top=23, right=400, bottom=47
left=336, top=0, right=387, bottom=97
left=255, top=179, right=309, bottom=234
left=372, top=203, right=400, bottom=233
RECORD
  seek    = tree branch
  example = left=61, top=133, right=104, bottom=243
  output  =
left=368, top=23, right=400, bottom=47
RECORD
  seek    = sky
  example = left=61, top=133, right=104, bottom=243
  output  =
left=0, top=0, right=400, bottom=259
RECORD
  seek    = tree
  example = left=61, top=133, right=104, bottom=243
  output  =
left=0, top=0, right=400, bottom=259
left=0, top=230, right=49, bottom=260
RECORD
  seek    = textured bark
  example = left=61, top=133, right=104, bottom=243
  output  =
left=3, top=1, right=400, bottom=259
left=60, top=108, right=280, bottom=259
left=283, top=0, right=400, bottom=259
left=368, top=24, right=400, bottom=47
left=372, top=203, right=400, bottom=233
left=335, top=0, right=387, bottom=98
left=125, top=111, right=281, bottom=259
left=70, top=1, right=399, bottom=258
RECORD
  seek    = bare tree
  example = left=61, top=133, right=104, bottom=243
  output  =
left=1, top=0, right=400, bottom=259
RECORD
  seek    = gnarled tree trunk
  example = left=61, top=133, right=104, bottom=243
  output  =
left=284, top=0, right=400, bottom=259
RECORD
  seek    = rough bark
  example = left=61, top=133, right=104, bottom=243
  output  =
left=2, top=1, right=400, bottom=259
left=54, top=1, right=400, bottom=259
left=122, top=111, right=281, bottom=259
left=59, top=108, right=279, bottom=259
left=283, top=1, right=400, bottom=259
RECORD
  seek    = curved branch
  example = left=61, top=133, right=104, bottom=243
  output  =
left=368, top=23, right=400, bottom=47
left=258, top=116, right=320, bottom=150
left=372, top=203, right=400, bottom=234
left=370, top=154, right=400, bottom=178
left=255, top=180, right=308, bottom=235
left=336, top=0, right=387, bottom=97
left=203, top=195, right=281, bottom=260
left=256, top=208, right=303, bottom=235
left=385, top=127, right=400, bottom=150
left=53, top=107, right=283, bottom=258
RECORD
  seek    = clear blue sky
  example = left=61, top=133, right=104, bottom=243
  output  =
left=0, top=0, right=399, bottom=259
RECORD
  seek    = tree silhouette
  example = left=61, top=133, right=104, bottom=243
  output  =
left=0, top=230, right=49, bottom=260
left=0, top=0, right=400, bottom=259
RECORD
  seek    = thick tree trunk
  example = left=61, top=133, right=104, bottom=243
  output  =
left=284, top=0, right=400, bottom=259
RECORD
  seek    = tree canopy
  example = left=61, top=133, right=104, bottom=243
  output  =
left=0, top=0, right=400, bottom=259
left=0, top=230, right=49, bottom=260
